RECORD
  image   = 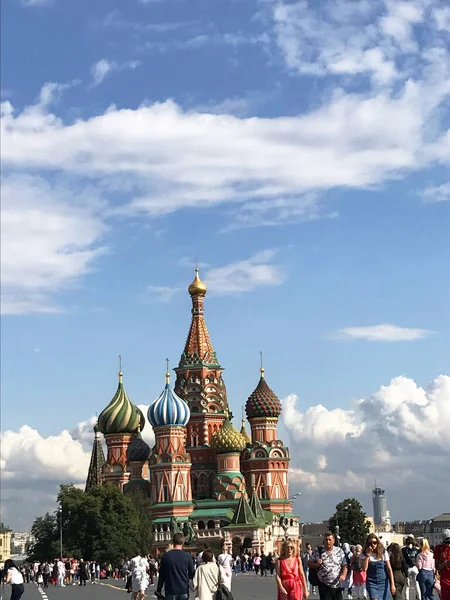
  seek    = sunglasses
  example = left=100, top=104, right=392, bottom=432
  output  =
left=369, top=541, right=377, bottom=545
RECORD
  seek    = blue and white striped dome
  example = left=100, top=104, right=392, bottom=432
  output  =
left=148, top=372, right=190, bottom=427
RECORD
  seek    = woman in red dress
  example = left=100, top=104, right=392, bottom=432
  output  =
left=276, top=540, right=309, bottom=600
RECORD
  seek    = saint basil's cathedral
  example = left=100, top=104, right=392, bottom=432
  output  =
left=86, top=270, right=299, bottom=554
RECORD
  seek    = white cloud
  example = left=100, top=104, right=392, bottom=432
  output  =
left=205, top=250, right=285, bottom=294
left=1, top=405, right=155, bottom=529
left=3, top=69, right=449, bottom=226
left=336, top=324, right=434, bottom=341
left=422, top=181, right=450, bottom=202
left=140, top=285, right=182, bottom=303
left=0, top=174, right=107, bottom=315
left=90, top=58, right=142, bottom=87
left=282, top=375, right=450, bottom=502
left=433, top=6, right=450, bottom=31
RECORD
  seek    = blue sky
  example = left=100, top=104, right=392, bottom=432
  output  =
left=1, top=0, right=449, bottom=528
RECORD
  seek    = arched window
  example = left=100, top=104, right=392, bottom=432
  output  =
left=198, top=520, right=206, bottom=530
left=207, top=520, right=215, bottom=530
left=260, top=484, right=266, bottom=499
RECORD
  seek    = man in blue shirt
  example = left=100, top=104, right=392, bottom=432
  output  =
left=157, top=533, right=195, bottom=600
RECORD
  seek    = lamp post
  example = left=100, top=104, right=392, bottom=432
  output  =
left=282, top=493, right=302, bottom=540
left=59, top=504, right=63, bottom=559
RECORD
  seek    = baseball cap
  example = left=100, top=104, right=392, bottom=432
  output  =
left=443, top=529, right=450, bottom=542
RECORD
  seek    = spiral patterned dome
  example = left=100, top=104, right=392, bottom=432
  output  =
left=246, top=368, right=282, bottom=419
left=126, top=434, right=151, bottom=462
left=98, top=372, right=145, bottom=434
left=211, top=416, right=246, bottom=454
left=148, top=372, right=190, bottom=427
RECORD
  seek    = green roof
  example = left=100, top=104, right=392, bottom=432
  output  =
left=249, top=490, right=265, bottom=521
left=231, top=495, right=258, bottom=525
left=191, top=508, right=235, bottom=520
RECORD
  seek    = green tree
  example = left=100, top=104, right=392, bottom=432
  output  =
left=28, top=484, right=153, bottom=564
left=28, top=513, right=59, bottom=562
left=328, top=498, right=370, bottom=546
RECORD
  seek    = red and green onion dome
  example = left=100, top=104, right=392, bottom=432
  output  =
left=98, top=371, right=145, bottom=435
left=211, top=415, right=247, bottom=454
left=246, top=368, right=282, bottom=419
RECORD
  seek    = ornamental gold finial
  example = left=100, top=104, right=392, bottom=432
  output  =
left=188, top=268, right=207, bottom=297
left=119, top=354, right=123, bottom=383
left=260, top=351, right=265, bottom=378
left=165, top=358, right=170, bottom=385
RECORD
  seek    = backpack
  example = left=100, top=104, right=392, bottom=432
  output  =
left=352, top=555, right=363, bottom=573
left=308, top=547, right=324, bottom=587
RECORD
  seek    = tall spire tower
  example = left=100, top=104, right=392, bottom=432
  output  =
left=175, top=269, right=229, bottom=499
left=85, top=423, right=106, bottom=491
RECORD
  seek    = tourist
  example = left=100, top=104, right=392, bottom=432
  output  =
left=218, top=547, right=233, bottom=590
left=417, top=539, right=436, bottom=600
left=148, top=555, right=158, bottom=585
left=302, top=543, right=314, bottom=594
left=198, top=544, right=210, bottom=566
left=309, top=532, right=348, bottom=600
left=130, top=553, right=149, bottom=600
left=277, top=539, right=308, bottom=600
left=233, top=555, right=241, bottom=575
left=4, top=559, right=25, bottom=600
left=42, top=561, right=51, bottom=588
left=434, top=530, right=450, bottom=600
left=57, top=558, right=66, bottom=587
left=387, top=543, right=407, bottom=600
left=363, top=534, right=396, bottom=600
left=341, top=543, right=353, bottom=599
left=156, top=533, right=195, bottom=600
left=254, top=553, right=261, bottom=575
left=268, top=552, right=275, bottom=577
left=192, top=549, right=226, bottom=600
left=351, top=545, right=367, bottom=600
left=78, top=559, right=87, bottom=586
left=403, top=537, right=421, bottom=600
left=261, top=552, right=268, bottom=576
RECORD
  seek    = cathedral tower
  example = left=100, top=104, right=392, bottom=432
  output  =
left=148, top=369, right=194, bottom=519
left=97, top=369, right=145, bottom=489
left=210, top=414, right=247, bottom=500
left=242, top=366, right=291, bottom=514
left=85, top=423, right=106, bottom=491
left=174, top=269, right=228, bottom=499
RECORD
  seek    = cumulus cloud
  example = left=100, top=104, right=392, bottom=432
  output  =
left=90, top=58, right=142, bottom=87
left=1, top=405, right=155, bottom=529
left=422, top=181, right=450, bottom=203
left=0, top=174, right=107, bottom=314
left=336, top=324, right=433, bottom=341
left=282, top=375, right=450, bottom=510
left=205, top=250, right=285, bottom=294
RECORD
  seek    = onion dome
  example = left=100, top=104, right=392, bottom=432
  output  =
left=126, top=433, right=151, bottom=462
left=148, top=370, right=190, bottom=427
left=211, top=415, right=246, bottom=454
left=98, top=371, right=145, bottom=435
left=188, top=268, right=207, bottom=297
left=246, top=367, right=282, bottom=419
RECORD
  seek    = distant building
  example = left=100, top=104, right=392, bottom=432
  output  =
left=395, top=521, right=429, bottom=538
left=300, top=521, right=330, bottom=547
left=373, top=487, right=389, bottom=525
left=10, top=531, right=35, bottom=555
left=425, top=513, right=450, bottom=546
left=0, top=523, right=12, bottom=563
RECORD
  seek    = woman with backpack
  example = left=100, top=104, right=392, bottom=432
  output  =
left=192, top=549, right=227, bottom=600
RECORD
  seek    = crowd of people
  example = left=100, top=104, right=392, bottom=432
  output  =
left=0, top=527, right=448, bottom=600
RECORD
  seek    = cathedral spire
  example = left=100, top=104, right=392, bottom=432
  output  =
left=85, top=423, right=106, bottom=491
left=179, top=268, right=219, bottom=368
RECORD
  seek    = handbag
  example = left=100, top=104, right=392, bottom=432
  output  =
left=213, top=565, right=234, bottom=600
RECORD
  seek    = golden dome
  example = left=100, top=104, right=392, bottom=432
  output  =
left=211, top=416, right=247, bottom=454
left=188, top=268, right=207, bottom=297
